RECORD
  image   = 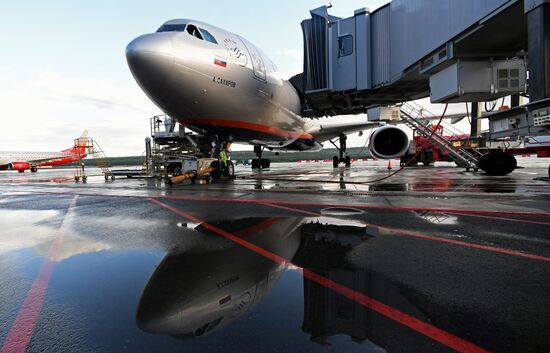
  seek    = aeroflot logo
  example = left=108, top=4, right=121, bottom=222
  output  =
left=214, top=56, right=227, bottom=68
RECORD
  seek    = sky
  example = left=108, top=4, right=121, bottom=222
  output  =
left=0, top=0, right=477, bottom=156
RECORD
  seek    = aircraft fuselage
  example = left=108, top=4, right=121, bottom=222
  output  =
left=126, top=19, right=318, bottom=151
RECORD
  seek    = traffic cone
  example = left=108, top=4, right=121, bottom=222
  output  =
left=387, top=160, right=392, bottom=171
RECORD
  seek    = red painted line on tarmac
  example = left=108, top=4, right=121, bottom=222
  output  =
left=257, top=202, right=550, bottom=263
left=376, top=225, right=550, bottom=263
left=27, top=190, right=550, bottom=218
left=235, top=217, right=282, bottom=238
left=148, top=197, right=492, bottom=353
left=166, top=197, right=550, bottom=218
left=444, top=211, right=550, bottom=226
left=1, top=196, right=78, bottom=353
left=258, top=202, right=320, bottom=216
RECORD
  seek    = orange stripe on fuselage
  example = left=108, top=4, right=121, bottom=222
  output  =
left=181, top=118, right=313, bottom=140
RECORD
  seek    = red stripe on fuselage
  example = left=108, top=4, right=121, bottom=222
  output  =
left=181, top=118, right=313, bottom=140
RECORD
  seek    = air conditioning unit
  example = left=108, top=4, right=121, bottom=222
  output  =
left=367, top=106, right=401, bottom=121
left=429, top=59, right=526, bottom=103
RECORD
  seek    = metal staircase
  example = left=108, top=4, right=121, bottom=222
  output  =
left=73, top=137, right=113, bottom=181
left=400, top=102, right=480, bottom=170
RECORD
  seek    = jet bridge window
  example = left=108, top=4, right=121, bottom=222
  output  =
left=200, top=28, right=218, bottom=44
left=338, top=35, right=353, bottom=57
left=186, top=24, right=204, bottom=40
left=157, top=24, right=187, bottom=32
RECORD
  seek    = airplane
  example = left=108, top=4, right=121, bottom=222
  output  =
left=125, top=19, right=410, bottom=172
left=136, top=216, right=375, bottom=342
left=0, top=131, right=88, bottom=173
left=137, top=217, right=304, bottom=338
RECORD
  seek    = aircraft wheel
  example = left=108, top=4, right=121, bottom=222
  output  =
left=30, top=167, right=37, bottom=173
left=18, top=170, right=24, bottom=173
left=224, top=161, right=235, bottom=177
left=261, top=159, right=270, bottom=169
left=251, top=159, right=260, bottom=169
left=333, top=156, right=339, bottom=168
left=209, top=160, right=222, bottom=179
left=82, top=176, right=87, bottom=183
left=344, top=155, right=351, bottom=167
left=480, top=151, right=517, bottom=176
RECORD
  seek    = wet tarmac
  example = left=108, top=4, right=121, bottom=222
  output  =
left=1, top=160, right=549, bottom=353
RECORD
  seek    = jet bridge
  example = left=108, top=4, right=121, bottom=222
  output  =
left=298, top=0, right=550, bottom=140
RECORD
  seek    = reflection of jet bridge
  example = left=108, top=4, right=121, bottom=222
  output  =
left=294, top=222, right=373, bottom=345
left=297, top=1, right=550, bottom=145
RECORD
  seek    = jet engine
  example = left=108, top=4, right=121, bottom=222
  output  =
left=368, top=125, right=410, bottom=159
left=8, top=162, right=31, bottom=171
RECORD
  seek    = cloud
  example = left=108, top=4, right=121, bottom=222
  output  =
left=276, top=48, right=303, bottom=60
left=0, top=70, right=161, bottom=156
left=274, top=48, right=303, bottom=79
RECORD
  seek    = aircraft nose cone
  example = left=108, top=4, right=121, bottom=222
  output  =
left=126, top=34, right=175, bottom=84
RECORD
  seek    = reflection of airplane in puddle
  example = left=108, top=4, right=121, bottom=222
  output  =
left=137, top=218, right=303, bottom=338
left=137, top=216, right=391, bottom=348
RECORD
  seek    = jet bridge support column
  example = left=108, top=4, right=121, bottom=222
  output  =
left=526, top=1, right=550, bottom=101
left=470, top=103, right=482, bottom=138
left=526, top=1, right=550, bottom=178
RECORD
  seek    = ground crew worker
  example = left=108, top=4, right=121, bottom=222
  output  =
left=219, top=146, right=228, bottom=176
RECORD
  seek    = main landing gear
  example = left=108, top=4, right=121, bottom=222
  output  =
left=251, top=145, right=270, bottom=169
left=330, top=134, right=351, bottom=168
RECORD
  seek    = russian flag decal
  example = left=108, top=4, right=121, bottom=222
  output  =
left=214, top=56, right=227, bottom=68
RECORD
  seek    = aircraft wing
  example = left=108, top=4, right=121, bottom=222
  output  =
left=307, top=122, right=380, bottom=143
left=307, top=111, right=468, bottom=143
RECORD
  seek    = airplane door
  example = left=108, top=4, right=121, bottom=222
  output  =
left=239, top=37, right=267, bottom=81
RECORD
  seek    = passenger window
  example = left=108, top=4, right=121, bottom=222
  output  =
left=157, top=24, right=186, bottom=32
left=200, top=28, right=218, bottom=44
left=338, top=35, right=353, bottom=57
left=186, top=24, right=203, bottom=40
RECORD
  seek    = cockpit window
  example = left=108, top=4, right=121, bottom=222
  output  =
left=186, top=24, right=203, bottom=40
left=157, top=24, right=186, bottom=32
left=199, top=28, right=218, bottom=44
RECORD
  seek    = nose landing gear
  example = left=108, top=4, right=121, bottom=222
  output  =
left=251, top=145, right=271, bottom=169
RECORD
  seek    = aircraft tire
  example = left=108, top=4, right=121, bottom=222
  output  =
left=345, top=155, right=351, bottom=167
left=224, top=161, right=235, bottom=177
left=30, top=167, right=37, bottom=173
left=333, top=156, right=339, bottom=168
left=251, top=159, right=260, bottom=169
left=480, top=151, right=517, bottom=176
left=261, top=159, right=270, bottom=169
left=209, top=160, right=222, bottom=179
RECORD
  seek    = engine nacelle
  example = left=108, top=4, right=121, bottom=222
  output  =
left=8, top=162, right=31, bottom=171
left=369, top=125, right=410, bottom=159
